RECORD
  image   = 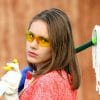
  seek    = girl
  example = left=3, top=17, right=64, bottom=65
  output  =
left=19, top=8, right=80, bottom=100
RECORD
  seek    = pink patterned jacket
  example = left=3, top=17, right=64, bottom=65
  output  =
left=19, top=70, right=77, bottom=100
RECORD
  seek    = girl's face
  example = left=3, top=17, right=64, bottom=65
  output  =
left=26, top=20, right=52, bottom=66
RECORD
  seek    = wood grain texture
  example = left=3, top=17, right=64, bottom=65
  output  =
left=0, top=0, right=100, bottom=100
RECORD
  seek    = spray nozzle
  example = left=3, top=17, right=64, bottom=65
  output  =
left=3, top=58, right=19, bottom=71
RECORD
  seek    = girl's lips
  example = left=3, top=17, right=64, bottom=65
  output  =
left=27, top=51, right=38, bottom=57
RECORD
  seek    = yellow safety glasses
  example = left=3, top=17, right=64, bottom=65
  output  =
left=26, top=31, right=50, bottom=47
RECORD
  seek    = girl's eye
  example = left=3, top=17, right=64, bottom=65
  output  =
left=28, top=31, right=34, bottom=37
left=39, top=37, right=49, bottom=43
left=26, top=31, right=35, bottom=42
left=29, top=34, right=34, bottom=38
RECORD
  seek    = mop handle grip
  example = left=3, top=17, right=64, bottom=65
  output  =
left=75, top=40, right=96, bottom=53
left=75, top=30, right=97, bottom=53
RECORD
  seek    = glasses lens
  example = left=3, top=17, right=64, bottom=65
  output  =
left=38, top=37, right=50, bottom=47
left=26, top=31, right=34, bottom=42
left=26, top=31, right=50, bottom=47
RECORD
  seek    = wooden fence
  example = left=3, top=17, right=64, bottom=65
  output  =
left=0, top=0, right=100, bottom=99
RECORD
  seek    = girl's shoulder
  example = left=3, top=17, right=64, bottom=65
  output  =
left=34, top=70, right=77, bottom=100
left=36, top=70, right=69, bottom=87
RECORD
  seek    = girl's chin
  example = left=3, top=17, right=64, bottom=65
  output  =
left=27, top=57, right=40, bottom=64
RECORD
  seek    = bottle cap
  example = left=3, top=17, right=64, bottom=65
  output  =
left=26, top=71, right=32, bottom=80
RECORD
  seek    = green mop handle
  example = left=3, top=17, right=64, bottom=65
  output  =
left=75, top=37, right=97, bottom=53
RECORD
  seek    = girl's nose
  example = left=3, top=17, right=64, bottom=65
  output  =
left=30, top=39, right=39, bottom=49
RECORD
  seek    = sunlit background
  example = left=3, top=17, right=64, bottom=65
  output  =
left=0, top=0, right=100, bottom=100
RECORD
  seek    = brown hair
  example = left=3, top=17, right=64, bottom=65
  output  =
left=28, top=8, right=80, bottom=90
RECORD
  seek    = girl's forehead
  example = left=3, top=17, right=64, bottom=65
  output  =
left=29, top=20, right=49, bottom=38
